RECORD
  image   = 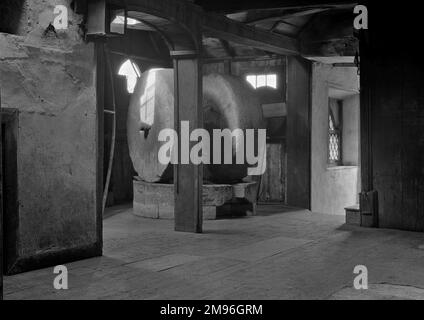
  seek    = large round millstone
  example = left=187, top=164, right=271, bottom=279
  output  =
left=203, top=73, right=265, bottom=183
left=127, top=69, right=174, bottom=183
left=127, top=68, right=265, bottom=183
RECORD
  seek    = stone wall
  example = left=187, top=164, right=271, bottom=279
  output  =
left=0, top=0, right=99, bottom=273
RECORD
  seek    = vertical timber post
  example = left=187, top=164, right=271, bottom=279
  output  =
left=359, top=24, right=378, bottom=228
left=172, top=51, right=203, bottom=233
left=0, top=91, right=3, bottom=300
left=286, top=56, right=311, bottom=209
left=95, top=41, right=105, bottom=252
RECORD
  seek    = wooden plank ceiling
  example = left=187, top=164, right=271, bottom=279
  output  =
left=123, top=0, right=359, bottom=61
left=193, top=0, right=358, bottom=61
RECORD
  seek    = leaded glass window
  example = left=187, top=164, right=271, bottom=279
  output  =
left=328, top=103, right=342, bottom=165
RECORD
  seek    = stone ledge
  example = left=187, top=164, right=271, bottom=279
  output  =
left=0, top=33, right=28, bottom=60
left=133, top=179, right=258, bottom=220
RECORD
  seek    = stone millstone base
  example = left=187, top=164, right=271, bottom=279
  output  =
left=133, top=178, right=257, bottom=220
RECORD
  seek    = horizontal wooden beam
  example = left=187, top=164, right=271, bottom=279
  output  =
left=109, top=50, right=171, bottom=66
left=244, top=8, right=330, bottom=24
left=203, top=13, right=299, bottom=55
left=202, top=54, right=280, bottom=63
left=115, top=0, right=299, bottom=55
left=195, top=0, right=356, bottom=13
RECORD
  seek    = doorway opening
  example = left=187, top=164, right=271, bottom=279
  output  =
left=310, top=62, right=361, bottom=217
left=101, top=30, right=171, bottom=217
left=1, top=109, right=18, bottom=275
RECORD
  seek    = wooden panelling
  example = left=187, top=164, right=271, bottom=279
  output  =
left=259, top=142, right=286, bottom=202
left=370, top=58, right=424, bottom=231
left=361, top=2, right=424, bottom=231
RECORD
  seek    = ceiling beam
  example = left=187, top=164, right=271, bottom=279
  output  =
left=202, top=12, right=299, bottom=55
left=117, top=0, right=299, bottom=55
left=243, top=8, right=330, bottom=24
left=299, top=10, right=358, bottom=57
left=203, top=54, right=280, bottom=63
left=194, top=0, right=357, bottom=13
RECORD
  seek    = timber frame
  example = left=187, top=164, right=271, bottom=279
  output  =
left=87, top=0, right=330, bottom=234
left=106, top=0, right=300, bottom=56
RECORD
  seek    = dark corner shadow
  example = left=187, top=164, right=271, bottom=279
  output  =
left=256, top=203, right=306, bottom=217
left=103, top=203, right=133, bottom=220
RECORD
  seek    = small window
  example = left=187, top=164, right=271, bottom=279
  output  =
left=118, top=59, right=141, bottom=93
left=111, top=16, right=141, bottom=26
left=246, top=74, right=277, bottom=89
left=328, top=99, right=342, bottom=165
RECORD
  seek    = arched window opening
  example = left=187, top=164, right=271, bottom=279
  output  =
left=118, top=59, right=141, bottom=93
left=111, top=16, right=141, bottom=26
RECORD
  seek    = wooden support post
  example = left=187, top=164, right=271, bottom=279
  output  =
left=0, top=92, right=3, bottom=300
left=359, top=31, right=373, bottom=194
left=286, top=56, right=311, bottom=209
left=172, top=51, right=203, bottom=233
left=95, top=41, right=105, bottom=251
left=358, top=29, right=378, bottom=228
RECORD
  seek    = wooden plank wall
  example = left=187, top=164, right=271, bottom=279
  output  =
left=259, top=142, right=286, bottom=202
left=361, top=2, right=424, bottom=231
left=367, top=57, right=424, bottom=231
left=104, top=75, right=134, bottom=206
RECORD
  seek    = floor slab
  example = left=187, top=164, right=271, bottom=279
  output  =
left=4, top=205, right=424, bottom=300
